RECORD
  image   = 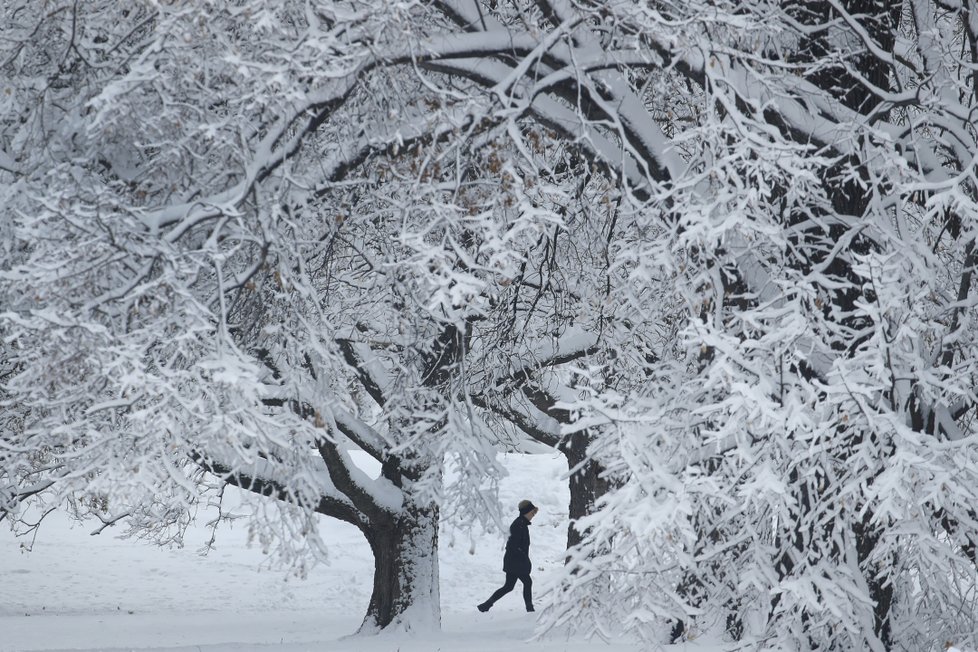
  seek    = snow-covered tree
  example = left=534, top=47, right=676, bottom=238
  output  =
left=0, top=0, right=641, bottom=631
left=532, top=1, right=978, bottom=650
left=0, top=0, right=512, bottom=632
left=7, top=0, right=978, bottom=648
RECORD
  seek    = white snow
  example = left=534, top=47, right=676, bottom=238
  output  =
left=0, top=148, right=18, bottom=174
left=0, top=453, right=708, bottom=652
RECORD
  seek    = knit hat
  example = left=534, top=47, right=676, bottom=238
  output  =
left=518, top=500, right=537, bottom=515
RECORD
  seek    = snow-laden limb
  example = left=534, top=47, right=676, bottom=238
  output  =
left=135, top=29, right=546, bottom=235
left=315, top=432, right=404, bottom=517
left=486, top=325, right=599, bottom=390
left=336, top=339, right=393, bottom=409
left=435, top=0, right=681, bottom=190
left=471, top=390, right=562, bottom=448
left=195, top=449, right=362, bottom=527
left=0, top=480, right=56, bottom=526
left=0, top=148, right=19, bottom=175
left=533, top=0, right=683, bottom=181
left=630, top=0, right=963, bottom=189
left=426, top=56, right=653, bottom=192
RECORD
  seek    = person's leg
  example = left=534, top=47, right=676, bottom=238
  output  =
left=479, top=573, right=518, bottom=611
left=520, top=574, right=534, bottom=611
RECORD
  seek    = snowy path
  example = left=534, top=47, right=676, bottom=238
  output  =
left=2, top=611, right=566, bottom=652
left=0, top=454, right=686, bottom=652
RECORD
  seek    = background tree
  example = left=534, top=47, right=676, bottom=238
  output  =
left=537, top=1, right=978, bottom=650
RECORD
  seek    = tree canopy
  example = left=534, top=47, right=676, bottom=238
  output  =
left=3, top=0, right=978, bottom=649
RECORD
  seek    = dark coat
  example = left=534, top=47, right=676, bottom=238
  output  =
left=502, top=514, right=531, bottom=575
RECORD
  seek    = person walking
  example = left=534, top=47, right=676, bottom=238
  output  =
left=478, top=500, right=539, bottom=613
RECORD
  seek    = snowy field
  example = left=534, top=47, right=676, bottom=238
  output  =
left=0, top=453, right=719, bottom=652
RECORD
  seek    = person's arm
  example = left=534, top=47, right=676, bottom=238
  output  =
left=516, top=520, right=530, bottom=554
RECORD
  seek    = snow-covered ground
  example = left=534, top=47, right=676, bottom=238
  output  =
left=0, top=453, right=717, bottom=652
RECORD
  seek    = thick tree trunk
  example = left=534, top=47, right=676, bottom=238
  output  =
left=561, top=431, right=607, bottom=551
left=359, top=501, right=440, bottom=633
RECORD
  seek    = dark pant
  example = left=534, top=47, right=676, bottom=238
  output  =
left=484, top=572, right=533, bottom=608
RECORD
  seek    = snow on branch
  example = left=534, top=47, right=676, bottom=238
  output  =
left=337, top=339, right=391, bottom=408
left=0, top=149, right=19, bottom=175
left=195, top=450, right=362, bottom=527
left=494, top=326, right=599, bottom=389
left=470, top=391, right=562, bottom=448
left=315, top=435, right=404, bottom=517
left=327, top=405, right=389, bottom=463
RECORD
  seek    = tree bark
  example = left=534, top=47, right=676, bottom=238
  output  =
left=359, top=501, right=440, bottom=633
left=560, top=431, right=606, bottom=551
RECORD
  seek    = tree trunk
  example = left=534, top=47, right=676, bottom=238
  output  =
left=854, top=510, right=893, bottom=649
left=359, top=501, right=440, bottom=633
left=562, top=431, right=607, bottom=551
